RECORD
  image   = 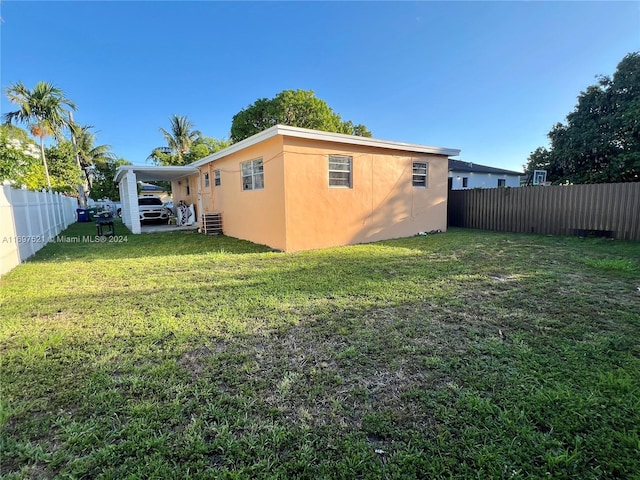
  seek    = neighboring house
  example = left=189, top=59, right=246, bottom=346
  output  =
left=138, top=182, right=169, bottom=200
left=116, top=125, right=460, bottom=251
left=448, top=159, right=522, bottom=189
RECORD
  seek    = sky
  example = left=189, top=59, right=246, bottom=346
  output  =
left=1, top=1, right=639, bottom=172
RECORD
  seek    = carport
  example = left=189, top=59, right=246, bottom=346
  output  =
left=114, top=165, right=198, bottom=234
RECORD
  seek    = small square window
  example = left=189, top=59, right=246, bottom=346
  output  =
left=498, top=178, right=506, bottom=187
left=214, top=169, right=221, bottom=186
left=241, top=158, right=264, bottom=191
left=412, top=161, right=428, bottom=187
left=204, top=172, right=210, bottom=188
left=328, top=155, right=352, bottom=188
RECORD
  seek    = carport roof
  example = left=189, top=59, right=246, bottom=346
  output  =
left=114, top=166, right=199, bottom=183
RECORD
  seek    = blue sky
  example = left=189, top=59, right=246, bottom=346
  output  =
left=1, top=1, right=639, bottom=171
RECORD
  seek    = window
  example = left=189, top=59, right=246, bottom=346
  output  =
left=186, top=179, right=190, bottom=195
left=412, top=161, right=428, bottom=187
left=204, top=172, right=210, bottom=188
left=241, top=158, right=264, bottom=191
left=462, top=177, right=468, bottom=188
left=214, top=169, right=221, bottom=186
left=498, top=178, right=506, bottom=187
left=328, top=155, right=352, bottom=188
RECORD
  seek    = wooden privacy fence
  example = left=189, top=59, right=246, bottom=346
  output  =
left=0, top=184, right=78, bottom=276
left=447, top=182, right=640, bottom=241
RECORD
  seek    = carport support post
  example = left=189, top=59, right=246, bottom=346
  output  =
left=122, top=170, right=141, bottom=234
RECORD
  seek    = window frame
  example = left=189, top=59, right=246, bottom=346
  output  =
left=241, top=158, right=264, bottom=191
left=497, top=178, right=506, bottom=187
left=412, top=161, right=428, bottom=188
left=462, top=177, right=469, bottom=188
left=214, top=169, right=221, bottom=187
left=204, top=172, right=210, bottom=188
left=328, top=154, right=353, bottom=188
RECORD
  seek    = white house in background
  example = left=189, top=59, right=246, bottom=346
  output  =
left=448, top=159, right=522, bottom=190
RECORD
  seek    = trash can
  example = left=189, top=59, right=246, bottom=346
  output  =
left=76, top=208, right=89, bottom=222
left=88, top=207, right=98, bottom=220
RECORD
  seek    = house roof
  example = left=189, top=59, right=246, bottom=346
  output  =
left=114, top=165, right=198, bottom=183
left=448, top=159, right=523, bottom=176
left=190, top=124, right=461, bottom=168
left=139, top=182, right=166, bottom=191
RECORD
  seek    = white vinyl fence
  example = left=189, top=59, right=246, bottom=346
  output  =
left=0, top=184, right=78, bottom=276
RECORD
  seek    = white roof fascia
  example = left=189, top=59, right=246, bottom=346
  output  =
left=114, top=165, right=199, bottom=183
left=189, top=125, right=281, bottom=168
left=189, top=125, right=460, bottom=167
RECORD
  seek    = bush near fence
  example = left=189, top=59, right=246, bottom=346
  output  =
left=447, top=182, right=640, bottom=241
left=0, top=184, right=78, bottom=276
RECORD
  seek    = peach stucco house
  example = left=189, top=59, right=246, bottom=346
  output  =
left=116, top=125, right=460, bottom=251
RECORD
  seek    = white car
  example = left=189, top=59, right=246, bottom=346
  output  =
left=138, top=197, right=170, bottom=224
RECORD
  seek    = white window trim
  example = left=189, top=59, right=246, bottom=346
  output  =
left=412, top=161, right=428, bottom=188
left=214, top=169, right=221, bottom=187
left=241, top=158, right=264, bottom=191
left=328, top=154, right=352, bottom=188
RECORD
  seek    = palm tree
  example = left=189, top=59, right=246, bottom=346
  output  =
left=149, top=115, right=201, bottom=165
left=69, top=123, right=116, bottom=189
left=4, top=81, right=77, bottom=190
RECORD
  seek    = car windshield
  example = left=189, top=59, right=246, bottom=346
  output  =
left=138, top=197, right=163, bottom=206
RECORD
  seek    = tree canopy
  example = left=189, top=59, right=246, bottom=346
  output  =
left=3, top=81, right=128, bottom=197
left=525, top=52, right=640, bottom=184
left=148, top=115, right=231, bottom=166
left=0, top=124, right=44, bottom=189
left=230, top=89, right=372, bottom=142
left=3, top=81, right=77, bottom=190
left=89, top=157, right=131, bottom=201
left=70, top=123, right=116, bottom=189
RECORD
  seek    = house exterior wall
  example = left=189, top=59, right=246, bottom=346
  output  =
left=281, top=137, right=449, bottom=251
left=193, top=136, right=287, bottom=250
left=449, top=171, right=520, bottom=190
left=199, top=163, right=213, bottom=214
left=171, top=174, right=200, bottom=225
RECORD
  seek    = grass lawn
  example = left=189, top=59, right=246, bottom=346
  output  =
left=1, top=222, right=639, bottom=479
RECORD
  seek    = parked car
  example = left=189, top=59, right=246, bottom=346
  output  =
left=138, top=197, right=170, bottom=224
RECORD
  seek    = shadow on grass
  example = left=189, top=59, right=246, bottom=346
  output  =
left=29, top=220, right=274, bottom=262
left=2, top=228, right=640, bottom=478
left=3, top=279, right=639, bottom=479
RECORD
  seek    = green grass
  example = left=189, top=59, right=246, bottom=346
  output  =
left=1, top=222, right=639, bottom=479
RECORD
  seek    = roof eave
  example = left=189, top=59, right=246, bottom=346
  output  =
left=114, top=165, right=199, bottom=183
left=189, top=125, right=460, bottom=167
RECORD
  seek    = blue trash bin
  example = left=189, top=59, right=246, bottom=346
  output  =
left=76, top=208, right=89, bottom=222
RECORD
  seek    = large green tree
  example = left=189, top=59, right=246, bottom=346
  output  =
left=184, top=136, right=231, bottom=164
left=230, top=89, right=372, bottom=142
left=3, top=81, right=77, bottom=190
left=89, top=157, right=131, bottom=201
left=525, top=52, right=640, bottom=184
left=0, top=124, right=44, bottom=189
left=41, top=141, right=84, bottom=194
left=148, top=115, right=202, bottom=166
